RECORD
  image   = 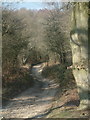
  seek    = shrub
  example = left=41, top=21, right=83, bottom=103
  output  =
left=42, top=64, right=66, bottom=80
left=2, top=67, right=34, bottom=105
left=42, top=64, right=76, bottom=90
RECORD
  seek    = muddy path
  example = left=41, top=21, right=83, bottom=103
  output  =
left=1, top=64, right=59, bottom=118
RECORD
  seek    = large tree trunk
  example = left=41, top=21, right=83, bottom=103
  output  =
left=70, top=3, right=90, bottom=110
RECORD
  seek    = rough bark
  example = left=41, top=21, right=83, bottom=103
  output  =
left=70, top=3, right=90, bottom=110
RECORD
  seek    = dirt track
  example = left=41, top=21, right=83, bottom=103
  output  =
left=1, top=64, right=59, bottom=118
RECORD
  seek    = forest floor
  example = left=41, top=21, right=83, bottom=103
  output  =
left=1, top=64, right=90, bottom=119
left=1, top=64, right=59, bottom=118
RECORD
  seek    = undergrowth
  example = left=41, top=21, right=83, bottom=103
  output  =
left=42, top=64, right=76, bottom=92
left=2, top=67, right=34, bottom=105
left=42, top=64, right=89, bottom=118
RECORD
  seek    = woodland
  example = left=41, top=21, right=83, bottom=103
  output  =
left=1, top=2, right=90, bottom=118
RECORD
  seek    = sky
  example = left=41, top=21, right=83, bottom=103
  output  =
left=2, top=2, right=50, bottom=10
left=15, top=2, right=48, bottom=10
left=2, top=0, right=63, bottom=10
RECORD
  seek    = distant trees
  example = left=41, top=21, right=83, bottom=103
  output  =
left=44, top=5, right=71, bottom=64
left=2, top=7, right=51, bottom=81
left=2, top=4, right=72, bottom=75
left=2, top=9, right=29, bottom=73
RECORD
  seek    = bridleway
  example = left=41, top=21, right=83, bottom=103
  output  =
left=1, top=64, right=59, bottom=118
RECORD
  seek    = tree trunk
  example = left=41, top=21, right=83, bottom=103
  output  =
left=70, top=3, right=90, bottom=110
